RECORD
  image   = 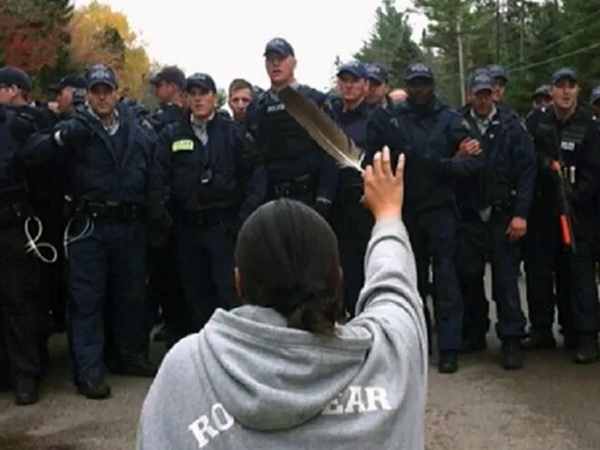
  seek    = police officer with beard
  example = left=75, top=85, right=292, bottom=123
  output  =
left=24, top=64, right=157, bottom=398
left=525, top=68, right=600, bottom=363
left=246, top=38, right=336, bottom=215
left=367, top=63, right=482, bottom=373
left=456, top=72, right=536, bottom=369
left=149, top=73, right=266, bottom=345
left=327, top=62, right=373, bottom=315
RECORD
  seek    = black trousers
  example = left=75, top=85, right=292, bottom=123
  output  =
left=67, top=219, right=149, bottom=382
left=525, top=201, right=600, bottom=336
left=147, top=241, right=180, bottom=332
left=0, top=222, right=41, bottom=383
left=331, top=187, right=373, bottom=316
left=405, top=207, right=463, bottom=351
left=172, top=220, right=239, bottom=340
left=31, top=196, right=66, bottom=350
left=457, top=208, right=527, bottom=342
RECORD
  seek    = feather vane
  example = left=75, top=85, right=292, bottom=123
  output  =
left=278, top=86, right=364, bottom=172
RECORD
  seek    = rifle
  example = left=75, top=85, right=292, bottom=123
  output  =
left=550, top=160, right=576, bottom=253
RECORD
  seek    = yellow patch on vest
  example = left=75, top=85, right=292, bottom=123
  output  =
left=172, top=139, right=194, bottom=152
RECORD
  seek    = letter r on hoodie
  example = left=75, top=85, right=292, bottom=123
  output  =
left=188, top=415, right=219, bottom=448
left=365, top=387, right=392, bottom=412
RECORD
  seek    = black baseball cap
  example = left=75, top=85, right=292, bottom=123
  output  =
left=532, top=84, right=551, bottom=99
left=404, top=63, right=434, bottom=82
left=486, top=64, right=508, bottom=82
left=86, top=64, right=118, bottom=90
left=337, top=61, right=368, bottom=79
left=264, top=38, right=295, bottom=57
left=50, top=75, right=88, bottom=93
left=590, top=85, right=600, bottom=105
left=366, top=63, right=389, bottom=84
left=185, top=73, right=217, bottom=93
left=469, top=71, right=494, bottom=94
left=150, top=66, right=186, bottom=89
left=550, top=67, right=578, bottom=85
left=0, top=66, right=32, bottom=92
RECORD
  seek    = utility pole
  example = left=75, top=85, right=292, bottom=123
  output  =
left=519, top=0, right=525, bottom=62
left=495, top=0, right=501, bottom=63
left=457, top=20, right=466, bottom=105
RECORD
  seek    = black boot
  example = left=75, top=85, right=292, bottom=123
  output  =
left=438, top=351, right=458, bottom=374
left=76, top=377, right=111, bottom=399
left=523, top=329, right=556, bottom=350
left=574, top=334, right=599, bottom=365
left=501, top=338, right=524, bottom=370
left=14, top=378, right=39, bottom=406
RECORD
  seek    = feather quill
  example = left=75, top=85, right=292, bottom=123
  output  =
left=278, top=86, right=364, bottom=172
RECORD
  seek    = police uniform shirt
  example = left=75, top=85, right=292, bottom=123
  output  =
left=470, top=105, right=497, bottom=137
left=87, top=105, right=120, bottom=137
left=190, top=113, right=215, bottom=146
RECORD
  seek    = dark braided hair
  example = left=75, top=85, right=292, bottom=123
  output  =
left=235, top=200, right=343, bottom=336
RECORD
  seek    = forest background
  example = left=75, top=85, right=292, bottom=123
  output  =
left=1, top=0, right=599, bottom=113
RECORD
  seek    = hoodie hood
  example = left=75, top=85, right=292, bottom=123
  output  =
left=197, top=305, right=373, bottom=431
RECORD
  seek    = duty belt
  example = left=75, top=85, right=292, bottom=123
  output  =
left=273, top=174, right=314, bottom=198
left=85, top=201, right=144, bottom=221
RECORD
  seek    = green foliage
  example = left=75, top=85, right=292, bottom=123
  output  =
left=355, top=0, right=600, bottom=112
left=217, top=88, right=227, bottom=109
left=353, top=0, right=422, bottom=88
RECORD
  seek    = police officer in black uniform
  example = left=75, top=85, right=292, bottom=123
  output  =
left=37, top=75, right=89, bottom=335
left=246, top=38, right=336, bottom=214
left=147, top=66, right=187, bottom=342
left=526, top=85, right=552, bottom=133
left=532, top=85, right=552, bottom=109
left=365, top=63, right=393, bottom=110
left=0, top=102, right=42, bottom=405
left=0, top=67, right=61, bottom=366
left=327, top=62, right=373, bottom=315
left=486, top=64, right=509, bottom=103
left=149, top=73, right=266, bottom=344
left=25, top=64, right=158, bottom=398
left=367, top=63, right=482, bottom=373
left=525, top=68, right=600, bottom=363
left=149, top=66, right=186, bottom=133
left=456, top=72, right=536, bottom=369
left=50, top=75, right=88, bottom=118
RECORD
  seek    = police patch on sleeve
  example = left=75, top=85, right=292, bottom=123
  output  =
left=172, top=139, right=194, bottom=152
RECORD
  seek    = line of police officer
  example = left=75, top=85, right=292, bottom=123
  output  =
left=1, top=35, right=600, bottom=405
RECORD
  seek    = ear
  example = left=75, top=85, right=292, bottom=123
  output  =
left=234, top=267, right=244, bottom=301
left=291, top=57, right=298, bottom=71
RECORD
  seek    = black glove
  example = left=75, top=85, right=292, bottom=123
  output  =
left=55, top=119, right=91, bottom=148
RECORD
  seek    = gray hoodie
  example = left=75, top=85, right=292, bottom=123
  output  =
left=138, top=219, right=428, bottom=449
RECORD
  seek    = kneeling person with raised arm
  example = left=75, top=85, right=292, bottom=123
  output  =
left=138, top=148, right=428, bottom=450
